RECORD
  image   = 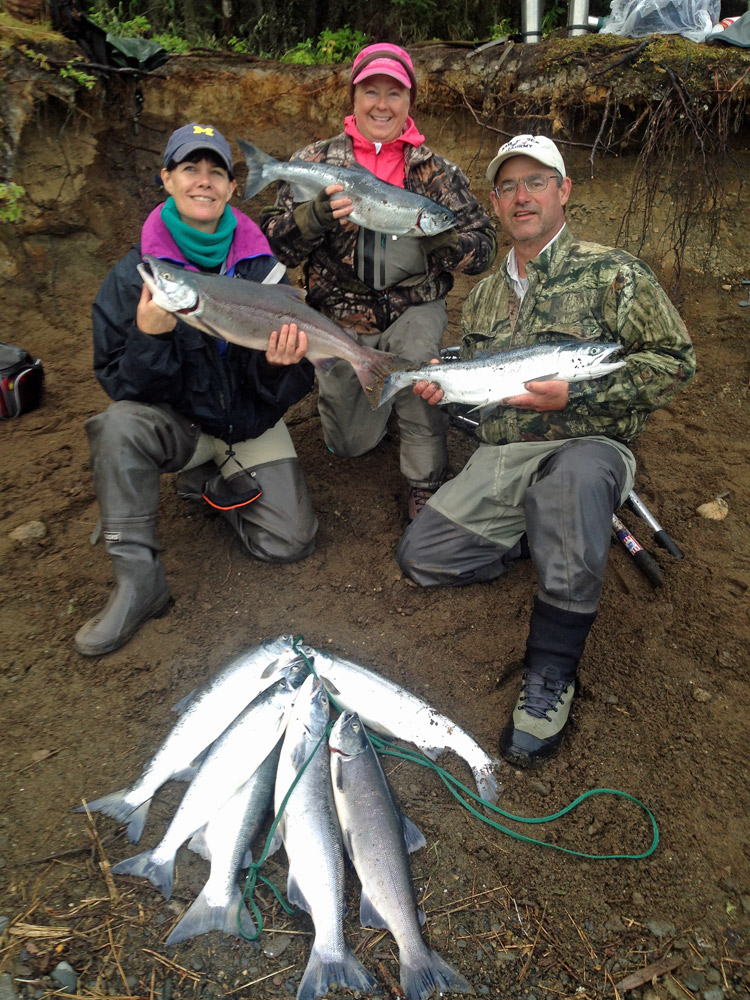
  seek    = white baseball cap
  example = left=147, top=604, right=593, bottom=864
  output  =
left=486, top=134, right=567, bottom=183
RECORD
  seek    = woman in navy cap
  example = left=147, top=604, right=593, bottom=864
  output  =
left=261, top=44, right=497, bottom=523
left=75, top=122, right=318, bottom=657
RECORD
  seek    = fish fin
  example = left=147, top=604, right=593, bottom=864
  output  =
left=124, top=800, right=152, bottom=845
left=377, top=371, right=411, bottom=409
left=313, top=355, right=342, bottom=376
left=401, top=811, right=427, bottom=854
left=400, top=947, right=473, bottom=999
left=237, top=138, right=275, bottom=200
left=286, top=873, right=312, bottom=914
left=319, top=675, right=342, bottom=698
left=259, top=655, right=281, bottom=679
left=289, top=180, right=325, bottom=203
left=473, top=763, right=502, bottom=806
left=240, top=846, right=253, bottom=869
left=266, top=827, right=283, bottom=857
left=186, top=826, right=210, bottom=860
left=296, top=945, right=379, bottom=1000
left=111, top=850, right=175, bottom=900
left=171, top=689, right=196, bottom=714
left=359, top=890, right=389, bottom=930
left=414, top=744, right=441, bottom=762
left=355, top=352, right=413, bottom=410
left=525, top=370, right=559, bottom=384
left=165, top=884, right=255, bottom=946
left=77, top=789, right=151, bottom=844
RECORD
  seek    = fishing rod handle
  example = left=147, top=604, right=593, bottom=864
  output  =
left=612, top=514, right=664, bottom=588
left=626, top=491, right=684, bottom=559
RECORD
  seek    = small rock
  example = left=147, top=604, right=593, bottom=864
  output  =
left=631, top=889, right=645, bottom=907
left=263, top=933, right=292, bottom=958
left=692, top=686, right=712, bottom=703
left=604, top=693, right=619, bottom=704
left=702, top=987, right=724, bottom=1000
left=8, top=521, right=47, bottom=542
left=646, top=919, right=676, bottom=938
left=51, top=961, right=77, bottom=993
left=664, top=979, right=684, bottom=1000
left=0, top=972, right=20, bottom=1000
left=528, top=779, right=551, bottom=796
left=696, top=498, right=729, bottom=520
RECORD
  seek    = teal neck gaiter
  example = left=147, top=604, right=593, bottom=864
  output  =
left=160, top=196, right=237, bottom=270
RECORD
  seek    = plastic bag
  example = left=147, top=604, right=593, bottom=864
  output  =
left=600, top=0, right=720, bottom=42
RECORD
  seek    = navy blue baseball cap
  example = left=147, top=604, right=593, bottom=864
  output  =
left=163, top=123, right=233, bottom=174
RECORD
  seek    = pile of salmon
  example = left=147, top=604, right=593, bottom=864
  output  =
left=78, top=636, right=502, bottom=1000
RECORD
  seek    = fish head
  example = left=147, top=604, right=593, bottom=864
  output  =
left=416, top=204, right=458, bottom=237
left=329, top=710, right=369, bottom=760
left=298, top=674, right=331, bottom=736
left=561, top=341, right=626, bottom=381
left=280, top=655, right=311, bottom=694
left=137, top=255, right=201, bottom=315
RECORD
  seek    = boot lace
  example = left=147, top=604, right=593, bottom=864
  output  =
left=518, top=672, right=570, bottom=721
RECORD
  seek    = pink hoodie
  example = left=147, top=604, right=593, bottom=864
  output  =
left=344, top=114, right=425, bottom=189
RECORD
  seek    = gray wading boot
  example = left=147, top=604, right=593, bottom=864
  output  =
left=75, top=520, right=171, bottom=657
left=499, top=597, right=597, bottom=767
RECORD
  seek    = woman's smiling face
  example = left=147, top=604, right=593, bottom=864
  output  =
left=161, top=155, right=236, bottom=233
left=353, top=74, right=411, bottom=144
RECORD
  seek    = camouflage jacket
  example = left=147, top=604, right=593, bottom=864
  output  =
left=260, top=131, right=497, bottom=335
left=461, top=226, right=696, bottom=445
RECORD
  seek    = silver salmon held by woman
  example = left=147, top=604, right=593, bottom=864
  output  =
left=379, top=340, right=626, bottom=411
left=238, top=138, right=457, bottom=237
left=137, top=255, right=410, bottom=406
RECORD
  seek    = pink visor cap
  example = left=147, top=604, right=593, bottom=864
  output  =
left=350, top=43, right=418, bottom=101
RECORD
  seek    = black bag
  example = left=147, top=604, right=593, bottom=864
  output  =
left=0, top=342, right=44, bottom=418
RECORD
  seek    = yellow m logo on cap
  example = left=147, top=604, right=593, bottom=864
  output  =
left=193, top=125, right=214, bottom=136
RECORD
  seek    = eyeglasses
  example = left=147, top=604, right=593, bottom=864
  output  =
left=493, top=174, right=558, bottom=199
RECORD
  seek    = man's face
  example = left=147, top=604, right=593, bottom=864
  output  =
left=490, top=154, right=571, bottom=254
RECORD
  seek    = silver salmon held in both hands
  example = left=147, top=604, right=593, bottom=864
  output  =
left=137, top=255, right=409, bottom=407
left=379, top=340, right=627, bottom=411
left=308, top=645, right=501, bottom=805
left=238, top=138, right=457, bottom=237
left=272, top=675, right=378, bottom=1000
left=76, top=635, right=306, bottom=844
left=329, top=712, right=473, bottom=1000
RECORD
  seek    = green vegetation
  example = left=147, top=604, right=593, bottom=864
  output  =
left=283, top=26, right=370, bottom=64
left=58, top=56, right=97, bottom=88
left=0, top=182, right=26, bottom=224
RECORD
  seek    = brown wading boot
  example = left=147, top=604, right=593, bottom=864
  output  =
left=498, top=597, right=597, bottom=766
left=75, top=520, right=171, bottom=657
left=407, top=486, right=435, bottom=523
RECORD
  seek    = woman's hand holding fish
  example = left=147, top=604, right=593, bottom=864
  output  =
left=502, top=379, right=569, bottom=411
left=266, top=323, right=308, bottom=366
left=136, top=283, right=177, bottom=336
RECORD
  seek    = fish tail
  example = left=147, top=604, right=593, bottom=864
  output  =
left=111, top=850, right=175, bottom=900
left=76, top=788, right=150, bottom=839
left=473, top=762, right=502, bottom=806
left=164, top=886, right=255, bottom=947
left=400, top=947, right=473, bottom=1000
left=354, top=351, right=413, bottom=410
left=124, top=800, right=152, bottom=845
left=377, top=371, right=409, bottom=409
left=296, top=945, right=379, bottom=1000
left=237, top=138, right=274, bottom=200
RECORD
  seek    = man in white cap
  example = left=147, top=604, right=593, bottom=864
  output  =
left=397, top=134, right=696, bottom=767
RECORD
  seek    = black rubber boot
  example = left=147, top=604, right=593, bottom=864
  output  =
left=499, top=598, right=597, bottom=767
left=75, top=520, right=171, bottom=656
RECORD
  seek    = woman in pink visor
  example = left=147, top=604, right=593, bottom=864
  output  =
left=261, top=43, right=497, bottom=523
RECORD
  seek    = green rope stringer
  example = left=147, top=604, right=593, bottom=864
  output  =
left=291, top=634, right=659, bottom=860
left=237, top=636, right=659, bottom=939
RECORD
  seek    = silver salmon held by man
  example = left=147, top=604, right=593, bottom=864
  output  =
left=137, top=255, right=410, bottom=406
left=379, top=340, right=626, bottom=411
left=237, top=138, right=457, bottom=237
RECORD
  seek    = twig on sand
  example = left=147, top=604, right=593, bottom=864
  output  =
left=80, top=801, right=120, bottom=904
left=519, top=899, right=547, bottom=983
left=614, top=954, right=682, bottom=991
